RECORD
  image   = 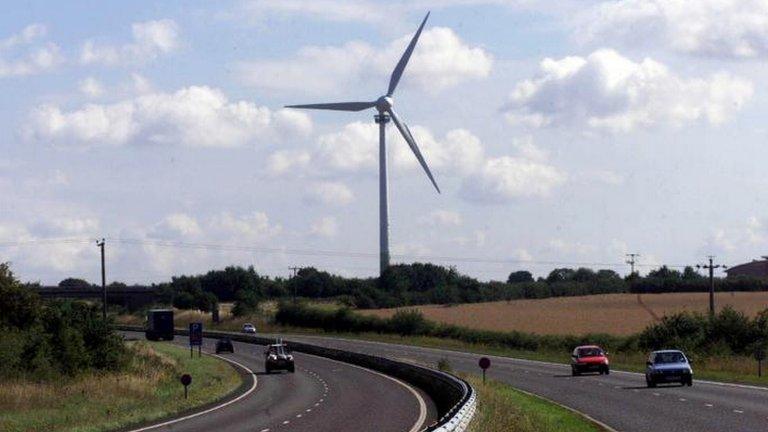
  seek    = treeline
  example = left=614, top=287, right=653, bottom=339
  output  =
left=1, top=264, right=127, bottom=379
left=276, top=302, right=768, bottom=358
left=45, top=263, right=768, bottom=312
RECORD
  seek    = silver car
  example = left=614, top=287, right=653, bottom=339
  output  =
left=646, top=350, right=693, bottom=387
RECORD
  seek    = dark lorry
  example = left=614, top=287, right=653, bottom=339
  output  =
left=146, top=309, right=174, bottom=341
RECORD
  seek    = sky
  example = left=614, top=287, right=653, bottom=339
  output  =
left=2, top=0, right=768, bottom=284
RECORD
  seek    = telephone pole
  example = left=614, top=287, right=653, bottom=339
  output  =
left=625, top=253, right=640, bottom=276
left=97, top=239, right=106, bottom=319
left=289, top=266, right=301, bottom=304
left=697, top=256, right=725, bottom=317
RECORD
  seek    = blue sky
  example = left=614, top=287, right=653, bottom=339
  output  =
left=2, top=0, right=766, bottom=284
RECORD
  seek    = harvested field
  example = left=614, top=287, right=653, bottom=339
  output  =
left=359, top=292, right=768, bottom=336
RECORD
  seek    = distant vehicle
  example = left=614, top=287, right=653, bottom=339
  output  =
left=571, top=345, right=610, bottom=376
left=242, top=323, right=256, bottom=334
left=646, top=350, right=693, bottom=387
left=145, top=309, right=174, bottom=341
left=215, top=337, right=234, bottom=354
left=265, top=342, right=295, bottom=373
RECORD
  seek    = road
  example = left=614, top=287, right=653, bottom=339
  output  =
left=122, top=332, right=434, bottom=432
left=269, top=333, right=768, bottom=432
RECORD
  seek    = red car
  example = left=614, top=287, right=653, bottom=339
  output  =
left=571, top=345, right=610, bottom=376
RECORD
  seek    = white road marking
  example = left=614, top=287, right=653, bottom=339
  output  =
left=306, top=409, right=312, bottom=412
left=679, top=398, right=686, bottom=402
left=705, top=403, right=714, bottom=407
left=653, top=393, right=660, bottom=396
left=296, top=414, right=302, bottom=418
left=282, top=420, right=290, bottom=425
left=298, top=352, right=429, bottom=432
left=125, top=351, right=258, bottom=432
left=734, top=410, right=744, bottom=414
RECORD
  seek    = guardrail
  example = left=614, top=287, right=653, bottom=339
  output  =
left=116, top=325, right=475, bottom=431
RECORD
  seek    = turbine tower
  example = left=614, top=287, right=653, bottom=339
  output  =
left=286, top=12, right=440, bottom=275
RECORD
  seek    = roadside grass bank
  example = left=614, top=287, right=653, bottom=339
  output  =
left=0, top=341, right=242, bottom=432
left=464, top=374, right=604, bottom=432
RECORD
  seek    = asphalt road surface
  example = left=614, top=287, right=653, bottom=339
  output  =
left=269, top=333, right=768, bottom=432
left=122, top=332, right=434, bottom=432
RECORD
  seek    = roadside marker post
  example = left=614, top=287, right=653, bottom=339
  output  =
left=755, top=348, right=765, bottom=377
left=479, top=357, right=491, bottom=384
left=180, top=374, right=192, bottom=399
left=189, top=322, right=203, bottom=358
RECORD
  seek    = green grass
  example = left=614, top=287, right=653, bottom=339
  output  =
left=0, top=341, right=242, bottom=432
left=465, top=374, right=604, bottom=432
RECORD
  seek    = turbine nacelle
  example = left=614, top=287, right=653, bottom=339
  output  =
left=376, top=96, right=393, bottom=113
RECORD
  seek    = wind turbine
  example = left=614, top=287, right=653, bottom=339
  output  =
left=286, top=12, right=440, bottom=275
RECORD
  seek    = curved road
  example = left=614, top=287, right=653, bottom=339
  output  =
left=270, top=333, right=768, bottom=432
left=122, top=332, right=434, bottom=432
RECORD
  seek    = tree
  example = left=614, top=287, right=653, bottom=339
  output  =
left=58, top=278, right=91, bottom=290
left=232, top=289, right=260, bottom=317
left=546, top=268, right=576, bottom=283
left=682, top=266, right=703, bottom=281
left=507, top=271, right=534, bottom=284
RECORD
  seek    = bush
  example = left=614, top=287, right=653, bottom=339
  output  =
left=0, top=263, right=128, bottom=379
left=389, top=309, right=432, bottom=335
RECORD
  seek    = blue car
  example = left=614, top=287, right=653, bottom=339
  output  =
left=645, top=350, right=693, bottom=387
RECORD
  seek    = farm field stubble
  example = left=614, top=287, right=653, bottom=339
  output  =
left=359, top=292, right=768, bottom=336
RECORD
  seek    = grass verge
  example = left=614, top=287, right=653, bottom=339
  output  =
left=464, top=374, right=604, bottom=432
left=0, top=341, right=242, bottom=432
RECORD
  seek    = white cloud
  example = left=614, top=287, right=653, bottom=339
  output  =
left=309, top=216, right=339, bottom=237
left=239, top=26, right=492, bottom=94
left=504, top=49, right=753, bottom=132
left=80, top=19, right=180, bottom=66
left=419, top=209, right=463, bottom=228
left=1, top=23, right=47, bottom=49
left=150, top=213, right=202, bottom=239
left=210, top=211, right=282, bottom=241
left=0, top=216, right=98, bottom=272
left=78, top=77, right=104, bottom=98
left=305, top=181, right=355, bottom=206
left=315, top=122, right=486, bottom=176
left=461, top=156, right=566, bottom=202
left=267, top=150, right=311, bottom=176
left=25, top=85, right=312, bottom=147
left=0, top=24, right=63, bottom=78
left=242, top=0, right=388, bottom=24
left=581, top=0, right=768, bottom=59
left=547, top=238, right=597, bottom=255
left=311, top=120, right=565, bottom=202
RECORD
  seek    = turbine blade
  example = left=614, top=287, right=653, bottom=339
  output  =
left=387, top=12, right=430, bottom=96
left=285, top=101, right=376, bottom=112
left=388, top=109, right=440, bottom=193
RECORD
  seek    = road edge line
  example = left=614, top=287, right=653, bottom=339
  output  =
left=512, top=387, right=619, bottom=432
left=125, top=351, right=258, bottom=432
left=300, top=351, right=429, bottom=432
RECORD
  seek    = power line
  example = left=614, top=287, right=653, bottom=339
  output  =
left=0, top=236, right=693, bottom=270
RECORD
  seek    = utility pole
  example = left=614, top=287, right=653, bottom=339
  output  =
left=625, top=253, right=640, bottom=276
left=97, top=238, right=106, bottom=319
left=289, top=266, right=301, bottom=304
left=697, top=256, right=725, bottom=317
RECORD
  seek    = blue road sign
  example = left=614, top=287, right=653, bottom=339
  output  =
left=189, top=322, right=203, bottom=346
